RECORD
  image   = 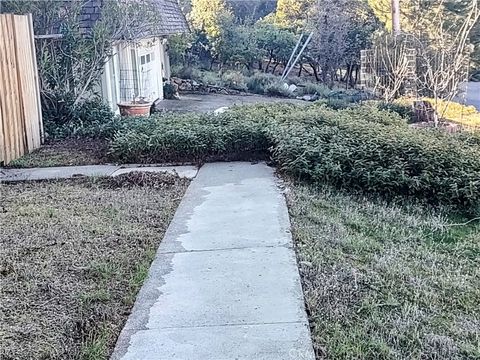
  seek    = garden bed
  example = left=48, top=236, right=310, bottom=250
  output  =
left=287, top=183, right=480, bottom=359
left=0, top=172, right=189, bottom=359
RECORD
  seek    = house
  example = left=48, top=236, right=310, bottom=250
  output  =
left=79, top=0, right=188, bottom=113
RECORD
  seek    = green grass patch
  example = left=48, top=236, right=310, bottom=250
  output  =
left=287, top=183, right=480, bottom=359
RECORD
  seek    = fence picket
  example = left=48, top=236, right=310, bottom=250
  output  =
left=0, top=14, right=42, bottom=165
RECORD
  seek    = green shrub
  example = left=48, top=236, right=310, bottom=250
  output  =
left=374, top=100, right=415, bottom=121
left=171, top=66, right=201, bottom=80
left=265, top=81, right=293, bottom=98
left=109, top=112, right=269, bottom=163
left=269, top=107, right=480, bottom=212
left=163, top=82, right=178, bottom=99
left=312, top=98, right=352, bottom=110
left=221, top=70, right=248, bottom=91
left=246, top=72, right=277, bottom=94
left=109, top=102, right=480, bottom=212
left=297, top=82, right=330, bottom=97
left=340, top=103, right=408, bottom=126
left=198, top=71, right=222, bottom=86
left=44, top=98, right=117, bottom=140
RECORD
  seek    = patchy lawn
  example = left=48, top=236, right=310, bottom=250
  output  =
left=287, top=183, right=480, bottom=360
left=0, top=173, right=189, bottom=360
left=6, top=139, right=110, bottom=168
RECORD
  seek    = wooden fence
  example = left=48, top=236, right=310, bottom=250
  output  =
left=0, top=13, right=43, bottom=165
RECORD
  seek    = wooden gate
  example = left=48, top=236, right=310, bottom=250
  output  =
left=0, top=13, right=43, bottom=165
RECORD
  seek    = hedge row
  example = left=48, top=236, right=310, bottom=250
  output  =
left=109, top=103, right=480, bottom=212
left=109, top=111, right=269, bottom=163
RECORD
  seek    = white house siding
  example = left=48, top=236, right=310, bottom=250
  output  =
left=102, top=37, right=166, bottom=113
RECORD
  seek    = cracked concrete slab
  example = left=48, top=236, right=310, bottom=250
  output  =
left=111, top=162, right=314, bottom=360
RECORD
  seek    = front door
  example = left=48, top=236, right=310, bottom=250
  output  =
left=137, top=45, right=160, bottom=101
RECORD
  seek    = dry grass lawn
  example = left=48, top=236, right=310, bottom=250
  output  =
left=0, top=173, right=189, bottom=359
left=287, top=183, right=480, bottom=360
left=6, top=139, right=109, bottom=168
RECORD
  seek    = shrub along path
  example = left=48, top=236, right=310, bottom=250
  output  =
left=111, top=162, right=315, bottom=360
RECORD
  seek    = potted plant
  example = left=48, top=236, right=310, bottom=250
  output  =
left=117, top=96, right=153, bottom=117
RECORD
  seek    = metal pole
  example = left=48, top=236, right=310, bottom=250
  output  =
left=391, top=0, right=401, bottom=36
left=282, top=34, right=304, bottom=78
left=283, top=32, right=313, bottom=80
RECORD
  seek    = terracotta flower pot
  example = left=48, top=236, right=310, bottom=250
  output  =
left=117, top=102, right=153, bottom=117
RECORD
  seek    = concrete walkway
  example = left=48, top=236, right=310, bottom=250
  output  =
left=0, top=164, right=198, bottom=182
left=111, top=162, right=315, bottom=360
left=154, top=93, right=305, bottom=113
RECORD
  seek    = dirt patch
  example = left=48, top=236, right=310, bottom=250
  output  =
left=0, top=173, right=189, bottom=359
left=6, top=139, right=110, bottom=168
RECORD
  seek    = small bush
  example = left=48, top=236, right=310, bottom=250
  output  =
left=297, top=82, right=330, bottom=97
left=44, top=98, right=117, bottom=140
left=163, top=82, right=178, bottom=100
left=246, top=72, right=277, bottom=94
left=221, top=70, right=247, bottom=91
left=374, top=100, right=415, bottom=122
left=312, top=98, right=352, bottom=110
left=265, top=81, right=293, bottom=98
left=341, top=103, right=408, bottom=126
left=171, top=66, right=201, bottom=80
left=197, top=71, right=222, bottom=86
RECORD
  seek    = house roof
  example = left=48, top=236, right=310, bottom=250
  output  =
left=155, top=0, right=190, bottom=35
left=79, top=0, right=188, bottom=37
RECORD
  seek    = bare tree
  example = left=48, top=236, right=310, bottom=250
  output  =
left=415, top=0, right=480, bottom=122
left=361, top=33, right=417, bottom=102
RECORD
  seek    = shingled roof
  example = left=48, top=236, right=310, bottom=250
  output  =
left=79, top=0, right=188, bottom=37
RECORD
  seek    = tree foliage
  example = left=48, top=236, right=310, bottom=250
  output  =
left=1, top=0, right=160, bottom=124
left=274, top=0, right=315, bottom=31
left=255, top=21, right=297, bottom=71
left=189, top=0, right=233, bottom=38
left=307, top=0, right=378, bottom=86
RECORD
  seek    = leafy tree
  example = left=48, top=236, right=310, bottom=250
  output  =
left=254, top=21, right=297, bottom=73
left=274, top=0, right=315, bottom=31
left=189, top=0, right=233, bottom=39
left=228, top=0, right=276, bottom=21
left=216, top=19, right=259, bottom=69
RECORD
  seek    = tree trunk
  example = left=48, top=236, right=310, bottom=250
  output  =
left=265, top=53, right=273, bottom=73
left=272, top=62, right=280, bottom=74
left=311, top=64, right=320, bottom=81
